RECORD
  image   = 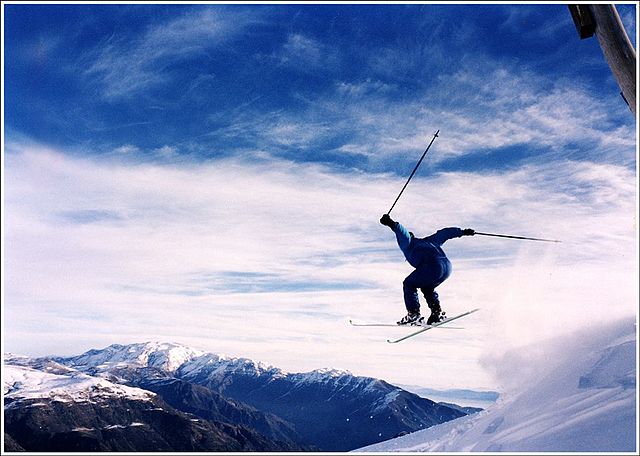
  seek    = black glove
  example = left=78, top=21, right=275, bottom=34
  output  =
left=380, top=214, right=395, bottom=227
left=463, top=228, right=475, bottom=236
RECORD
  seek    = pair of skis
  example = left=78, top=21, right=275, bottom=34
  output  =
left=350, top=308, right=480, bottom=343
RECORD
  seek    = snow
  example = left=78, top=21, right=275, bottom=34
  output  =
left=176, top=352, right=287, bottom=382
left=355, top=318, right=637, bottom=453
left=4, top=365, right=155, bottom=405
left=297, top=367, right=353, bottom=384
left=172, top=353, right=228, bottom=376
left=71, top=422, right=147, bottom=432
left=371, top=390, right=401, bottom=412
left=65, top=341, right=205, bottom=374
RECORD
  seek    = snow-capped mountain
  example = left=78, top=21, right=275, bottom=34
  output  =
left=3, top=361, right=297, bottom=452
left=355, top=317, right=637, bottom=452
left=54, top=341, right=206, bottom=374
left=4, top=341, right=471, bottom=452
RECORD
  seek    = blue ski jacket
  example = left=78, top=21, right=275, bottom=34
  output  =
left=392, top=222, right=464, bottom=268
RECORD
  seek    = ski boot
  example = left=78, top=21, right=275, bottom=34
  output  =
left=426, top=305, right=446, bottom=325
left=397, top=312, right=424, bottom=326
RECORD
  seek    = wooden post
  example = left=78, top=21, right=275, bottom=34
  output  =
left=568, top=4, right=637, bottom=118
left=568, top=4, right=596, bottom=38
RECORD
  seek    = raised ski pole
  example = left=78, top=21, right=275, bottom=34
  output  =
left=474, top=232, right=561, bottom=243
left=387, top=130, right=439, bottom=215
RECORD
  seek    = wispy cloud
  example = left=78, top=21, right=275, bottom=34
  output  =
left=83, top=8, right=262, bottom=99
left=200, top=57, right=634, bottom=172
left=58, top=209, right=124, bottom=225
left=271, top=32, right=342, bottom=72
left=113, top=144, right=141, bottom=155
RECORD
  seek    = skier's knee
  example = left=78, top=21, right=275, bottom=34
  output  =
left=402, top=277, right=418, bottom=290
left=403, top=277, right=416, bottom=291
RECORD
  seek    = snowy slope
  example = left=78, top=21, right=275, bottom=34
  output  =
left=356, top=318, right=637, bottom=452
left=4, top=364, right=155, bottom=406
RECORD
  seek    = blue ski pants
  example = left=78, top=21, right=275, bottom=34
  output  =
left=403, top=260, right=452, bottom=313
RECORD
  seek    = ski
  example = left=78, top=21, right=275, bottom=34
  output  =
left=349, top=320, right=463, bottom=329
left=386, top=308, right=480, bottom=343
left=350, top=320, right=419, bottom=327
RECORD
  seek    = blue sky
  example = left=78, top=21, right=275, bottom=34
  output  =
left=2, top=2, right=637, bottom=391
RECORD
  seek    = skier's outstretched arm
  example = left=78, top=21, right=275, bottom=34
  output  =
left=430, top=227, right=475, bottom=244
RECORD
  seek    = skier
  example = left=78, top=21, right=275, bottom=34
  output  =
left=380, top=213, right=475, bottom=325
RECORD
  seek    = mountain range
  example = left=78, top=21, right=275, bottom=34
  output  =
left=4, top=342, right=475, bottom=451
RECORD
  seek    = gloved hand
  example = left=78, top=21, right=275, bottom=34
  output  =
left=380, top=214, right=395, bottom=227
left=463, top=228, right=475, bottom=236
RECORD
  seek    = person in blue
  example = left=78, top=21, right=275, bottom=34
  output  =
left=380, top=213, right=475, bottom=325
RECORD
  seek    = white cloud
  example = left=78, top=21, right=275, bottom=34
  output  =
left=276, top=33, right=339, bottom=71
left=114, top=144, right=141, bottom=155
left=207, top=58, right=634, bottom=171
left=336, top=79, right=397, bottom=98
left=83, top=8, right=262, bottom=99
left=357, top=66, right=635, bottom=164
left=3, top=142, right=636, bottom=389
left=153, top=145, right=178, bottom=159
left=281, top=34, right=321, bottom=64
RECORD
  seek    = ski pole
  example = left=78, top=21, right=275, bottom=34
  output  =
left=387, top=130, right=439, bottom=215
left=474, top=232, right=561, bottom=243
